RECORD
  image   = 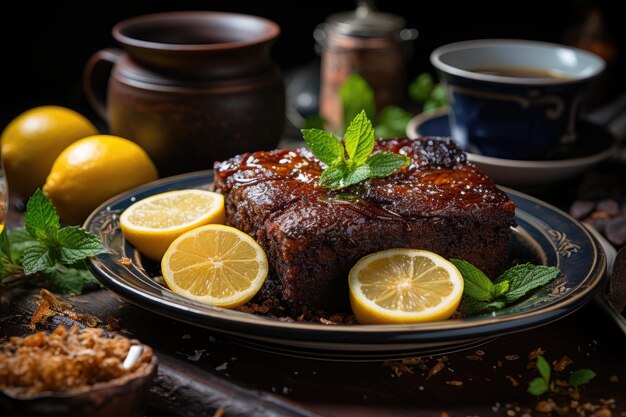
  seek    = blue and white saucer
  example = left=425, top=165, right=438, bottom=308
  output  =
left=406, top=108, right=618, bottom=188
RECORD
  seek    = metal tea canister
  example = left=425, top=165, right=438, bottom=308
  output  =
left=315, top=1, right=418, bottom=131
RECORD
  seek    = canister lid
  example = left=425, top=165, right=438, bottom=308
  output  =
left=324, top=0, right=407, bottom=38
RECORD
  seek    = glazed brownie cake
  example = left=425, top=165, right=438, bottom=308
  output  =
left=213, top=137, right=516, bottom=311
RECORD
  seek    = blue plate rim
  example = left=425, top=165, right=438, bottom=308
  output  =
left=84, top=170, right=607, bottom=347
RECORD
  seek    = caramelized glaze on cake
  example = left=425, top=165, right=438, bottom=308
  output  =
left=214, top=137, right=516, bottom=311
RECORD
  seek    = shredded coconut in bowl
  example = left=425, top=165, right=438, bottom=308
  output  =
left=0, top=325, right=154, bottom=398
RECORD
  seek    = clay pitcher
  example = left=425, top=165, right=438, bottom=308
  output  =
left=84, top=11, right=285, bottom=177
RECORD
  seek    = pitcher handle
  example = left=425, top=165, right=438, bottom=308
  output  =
left=83, top=48, right=123, bottom=122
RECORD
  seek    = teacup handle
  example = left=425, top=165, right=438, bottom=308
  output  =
left=83, top=48, right=123, bottom=122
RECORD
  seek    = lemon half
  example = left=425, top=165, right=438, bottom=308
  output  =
left=349, top=249, right=464, bottom=324
left=161, top=224, right=268, bottom=308
left=120, top=189, right=225, bottom=260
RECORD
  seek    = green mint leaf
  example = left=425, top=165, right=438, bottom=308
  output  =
left=82, top=269, right=103, bottom=287
left=450, top=259, right=495, bottom=301
left=494, top=263, right=536, bottom=284
left=65, top=260, right=102, bottom=286
left=22, top=242, right=55, bottom=275
left=568, top=369, right=596, bottom=388
left=0, top=260, right=23, bottom=277
left=8, top=227, right=37, bottom=261
left=302, top=111, right=408, bottom=190
left=0, top=228, right=12, bottom=262
left=366, top=152, right=411, bottom=178
left=536, top=355, right=551, bottom=383
left=50, top=227, right=108, bottom=265
left=320, top=163, right=371, bottom=190
left=422, top=83, right=449, bottom=113
left=495, top=264, right=560, bottom=303
left=46, top=265, right=85, bottom=295
left=464, top=300, right=506, bottom=316
left=0, top=228, right=22, bottom=276
left=374, top=106, right=414, bottom=139
left=527, top=377, right=549, bottom=396
left=303, top=115, right=327, bottom=130
left=44, top=264, right=85, bottom=295
left=340, top=73, right=375, bottom=132
left=8, top=226, right=36, bottom=247
left=319, top=161, right=349, bottom=189
left=344, top=110, right=375, bottom=165
left=341, top=164, right=372, bottom=188
left=491, top=280, right=510, bottom=298
left=409, top=73, right=435, bottom=104
left=430, top=84, right=448, bottom=105
left=373, top=125, right=397, bottom=141
left=43, top=262, right=102, bottom=295
left=423, top=100, right=442, bottom=113
left=301, top=128, right=344, bottom=166
left=24, top=189, right=60, bottom=236
left=0, top=252, right=12, bottom=276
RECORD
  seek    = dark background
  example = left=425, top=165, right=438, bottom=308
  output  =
left=2, top=0, right=624, bottom=136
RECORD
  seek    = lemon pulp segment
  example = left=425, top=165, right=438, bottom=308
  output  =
left=161, top=225, right=268, bottom=308
left=349, top=249, right=464, bottom=324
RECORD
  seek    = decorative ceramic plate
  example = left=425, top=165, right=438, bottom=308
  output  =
left=85, top=171, right=606, bottom=361
left=406, top=108, right=618, bottom=188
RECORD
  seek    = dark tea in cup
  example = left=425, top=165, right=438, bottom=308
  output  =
left=430, top=39, right=605, bottom=160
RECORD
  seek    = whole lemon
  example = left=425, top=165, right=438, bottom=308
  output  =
left=1, top=106, right=99, bottom=199
left=43, top=135, right=158, bottom=225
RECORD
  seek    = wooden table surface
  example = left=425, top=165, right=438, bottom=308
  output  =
left=2, top=278, right=625, bottom=416
left=2, top=149, right=626, bottom=417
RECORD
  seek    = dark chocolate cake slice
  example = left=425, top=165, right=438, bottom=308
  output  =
left=214, top=137, right=516, bottom=311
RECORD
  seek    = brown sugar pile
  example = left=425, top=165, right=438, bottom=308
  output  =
left=0, top=325, right=153, bottom=397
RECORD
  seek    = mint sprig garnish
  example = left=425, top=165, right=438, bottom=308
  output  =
left=527, top=355, right=552, bottom=396
left=341, top=73, right=413, bottom=138
left=339, top=73, right=376, bottom=130
left=568, top=368, right=596, bottom=389
left=494, top=263, right=561, bottom=303
left=451, top=259, right=495, bottom=301
left=304, top=72, right=442, bottom=137
left=527, top=355, right=596, bottom=396
left=24, top=189, right=60, bottom=234
left=301, top=110, right=411, bottom=189
left=1, top=189, right=107, bottom=295
left=450, top=259, right=560, bottom=315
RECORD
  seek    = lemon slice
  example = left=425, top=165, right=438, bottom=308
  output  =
left=348, top=249, right=464, bottom=324
left=119, top=189, right=225, bottom=260
left=161, top=224, right=268, bottom=308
